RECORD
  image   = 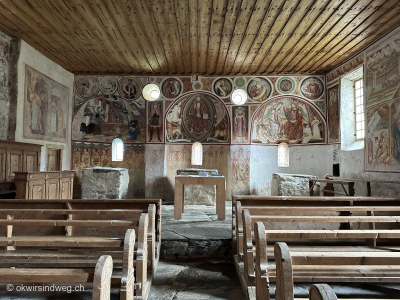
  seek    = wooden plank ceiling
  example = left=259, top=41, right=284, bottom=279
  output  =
left=0, top=0, right=399, bottom=76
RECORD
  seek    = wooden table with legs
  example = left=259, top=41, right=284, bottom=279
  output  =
left=174, top=175, right=226, bottom=220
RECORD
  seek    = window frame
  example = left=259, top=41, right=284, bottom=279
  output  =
left=112, top=138, right=124, bottom=162
left=354, top=78, right=365, bottom=141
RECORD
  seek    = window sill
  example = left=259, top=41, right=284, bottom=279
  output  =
left=341, top=139, right=364, bottom=151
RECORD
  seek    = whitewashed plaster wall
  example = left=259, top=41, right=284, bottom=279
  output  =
left=15, top=41, right=74, bottom=170
left=145, top=144, right=165, bottom=199
left=249, top=144, right=335, bottom=195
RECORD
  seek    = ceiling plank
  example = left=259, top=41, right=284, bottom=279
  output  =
left=230, top=0, right=271, bottom=74
left=291, top=0, right=377, bottom=73
left=315, top=1, right=400, bottom=72
left=134, top=0, right=170, bottom=74
left=248, top=0, right=301, bottom=74
left=273, top=0, right=344, bottom=74
left=264, top=0, right=330, bottom=74
left=223, top=0, right=257, bottom=75
left=189, top=0, right=199, bottom=74
left=198, top=0, right=213, bottom=74
left=207, top=0, right=228, bottom=74
left=239, top=0, right=286, bottom=75
left=147, top=0, right=178, bottom=75
left=162, top=0, right=186, bottom=74
left=0, top=18, right=17, bottom=38
left=214, top=0, right=242, bottom=75
left=174, top=0, right=192, bottom=74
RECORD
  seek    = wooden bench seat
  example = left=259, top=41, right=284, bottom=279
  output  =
left=0, top=255, right=113, bottom=300
left=0, top=198, right=162, bottom=300
left=232, top=196, right=400, bottom=300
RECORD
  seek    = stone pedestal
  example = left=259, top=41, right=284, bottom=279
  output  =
left=271, top=173, right=320, bottom=196
left=177, top=168, right=218, bottom=206
left=81, top=167, right=129, bottom=199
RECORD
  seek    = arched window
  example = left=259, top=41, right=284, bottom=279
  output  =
left=112, top=138, right=124, bottom=161
left=277, top=143, right=289, bottom=167
left=191, top=142, right=203, bottom=165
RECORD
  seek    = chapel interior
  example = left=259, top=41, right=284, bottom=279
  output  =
left=0, top=1, right=400, bottom=300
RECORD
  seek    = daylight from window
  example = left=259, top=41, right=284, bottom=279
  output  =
left=354, top=78, right=364, bottom=140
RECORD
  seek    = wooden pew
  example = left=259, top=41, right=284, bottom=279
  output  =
left=0, top=254, right=114, bottom=300
left=232, top=196, right=400, bottom=300
left=0, top=198, right=161, bottom=300
left=274, top=243, right=400, bottom=300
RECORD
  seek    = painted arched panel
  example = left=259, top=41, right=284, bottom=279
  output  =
left=165, top=92, right=230, bottom=143
left=251, top=96, right=326, bottom=145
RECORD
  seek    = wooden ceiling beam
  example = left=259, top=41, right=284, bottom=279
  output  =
left=0, top=19, right=17, bottom=38
left=239, top=0, right=285, bottom=75
left=222, top=0, right=257, bottom=75
left=198, top=0, right=213, bottom=74
left=230, top=0, right=271, bottom=74
left=206, top=0, right=228, bottom=75
left=214, top=0, right=241, bottom=75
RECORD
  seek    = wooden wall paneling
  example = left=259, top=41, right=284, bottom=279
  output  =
left=315, top=0, right=400, bottom=73
left=248, top=0, right=301, bottom=74
left=189, top=0, right=200, bottom=74
left=46, top=177, right=60, bottom=200
left=25, top=151, right=40, bottom=173
left=230, top=0, right=271, bottom=74
left=205, top=0, right=227, bottom=75
left=239, top=0, right=284, bottom=74
left=8, top=150, right=23, bottom=182
left=222, top=0, right=257, bottom=75
left=48, top=0, right=117, bottom=73
left=274, top=0, right=340, bottom=74
left=264, top=0, right=330, bottom=74
left=174, top=0, right=192, bottom=74
left=60, top=176, right=74, bottom=199
left=282, top=0, right=359, bottom=73
left=148, top=0, right=179, bottom=74
left=292, top=0, right=377, bottom=73
left=301, top=0, right=395, bottom=72
left=215, top=0, right=242, bottom=75
left=89, top=0, right=143, bottom=73
left=0, top=150, right=6, bottom=182
left=198, top=0, right=213, bottom=74
left=46, top=149, right=61, bottom=172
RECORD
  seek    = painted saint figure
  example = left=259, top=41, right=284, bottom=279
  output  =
left=188, top=96, right=208, bottom=135
left=234, top=107, right=247, bottom=142
left=311, top=115, right=322, bottom=139
left=164, top=80, right=177, bottom=98
left=303, top=78, right=322, bottom=100
left=375, top=131, right=390, bottom=164
left=149, top=104, right=161, bottom=142
left=283, top=103, right=303, bottom=141
left=215, top=79, right=230, bottom=97
left=392, top=106, right=400, bottom=162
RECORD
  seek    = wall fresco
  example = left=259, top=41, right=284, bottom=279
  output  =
left=24, top=65, right=69, bottom=142
left=251, top=96, right=326, bottom=145
left=231, top=146, right=250, bottom=195
left=165, top=92, right=230, bottom=143
left=300, top=77, right=324, bottom=100
left=0, top=31, right=10, bottom=140
left=232, top=106, right=249, bottom=143
left=147, top=101, right=163, bottom=143
left=247, top=77, right=272, bottom=102
left=327, top=53, right=364, bottom=82
left=365, top=27, right=400, bottom=172
left=327, top=85, right=340, bottom=143
left=161, top=78, right=182, bottom=99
